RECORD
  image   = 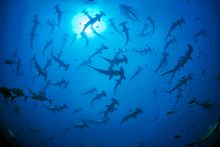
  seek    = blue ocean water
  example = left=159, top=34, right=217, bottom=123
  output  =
left=0, top=0, right=220, bottom=147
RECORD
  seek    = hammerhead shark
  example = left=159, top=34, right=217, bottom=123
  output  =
left=133, top=45, right=155, bottom=56
left=44, top=103, right=68, bottom=113
left=87, top=65, right=125, bottom=80
left=81, top=87, right=97, bottom=95
left=109, top=18, right=123, bottom=36
left=28, top=89, right=53, bottom=104
left=54, top=4, right=63, bottom=27
left=81, top=10, right=105, bottom=33
left=90, top=90, right=107, bottom=106
left=102, top=98, right=120, bottom=118
left=42, top=39, right=53, bottom=54
left=0, top=87, right=29, bottom=103
left=167, top=74, right=193, bottom=94
left=164, top=37, right=176, bottom=52
left=119, top=4, right=140, bottom=22
left=120, top=21, right=130, bottom=46
left=30, top=14, right=40, bottom=49
left=139, top=16, right=155, bottom=37
left=32, top=55, right=47, bottom=80
left=47, top=19, right=55, bottom=34
left=100, top=54, right=128, bottom=68
left=129, top=66, right=143, bottom=81
left=162, top=45, right=193, bottom=81
left=74, top=120, right=89, bottom=130
left=121, top=108, right=143, bottom=124
left=193, top=29, right=207, bottom=43
left=50, top=49, right=69, bottom=70
left=61, top=33, right=69, bottom=50
left=154, top=51, right=169, bottom=73
left=77, top=57, right=92, bottom=70
left=80, top=31, right=89, bottom=49
left=73, top=108, right=83, bottom=114
left=166, top=16, right=185, bottom=39
left=186, top=118, right=220, bottom=146
left=189, top=98, right=215, bottom=111
left=89, top=44, right=109, bottom=59
left=52, top=78, right=69, bottom=89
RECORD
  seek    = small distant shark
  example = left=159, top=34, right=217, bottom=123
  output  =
left=50, top=49, right=69, bottom=70
left=102, top=98, right=119, bottom=118
left=109, top=18, right=123, bottom=36
left=164, top=37, right=176, bottom=52
left=90, top=90, right=107, bottom=106
left=47, top=19, right=55, bottom=34
left=52, top=78, right=69, bottom=89
left=54, top=4, right=63, bottom=27
left=195, top=100, right=215, bottom=111
left=28, top=89, right=53, bottom=104
left=43, top=56, right=53, bottom=71
left=42, top=39, right=53, bottom=54
left=120, top=21, right=130, bottom=46
left=89, top=44, right=109, bottom=59
left=74, top=120, right=89, bottom=130
left=154, top=51, right=169, bottom=73
left=81, top=87, right=97, bottom=95
left=121, top=108, right=143, bottom=124
left=139, top=16, right=155, bottom=37
left=193, top=29, right=207, bottom=43
left=133, top=45, right=155, bottom=56
left=162, top=45, right=193, bottom=81
left=44, top=103, right=68, bottom=113
left=90, top=26, right=106, bottom=39
left=189, top=98, right=215, bottom=111
left=32, top=55, right=47, bottom=80
left=77, top=57, right=91, bottom=70
left=29, top=90, right=51, bottom=104
left=61, top=33, right=69, bottom=50
left=119, top=4, right=140, bottom=22
left=16, top=58, right=24, bottom=77
left=100, top=54, right=128, bottom=68
left=87, top=65, right=125, bottom=80
left=81, top=31, right=89, bottom=48
left=81, top=10, right=105, bottom=33
left=129, top=66, right=143, bottom=81
left=3, top=59, right=17, bottom=66
left=166, top=16, right=185, bottom=39
left=30, top=14, right=40, bottom=49
left=167, top=74, right=193, bottom=94
left=186, top=118, right=220, bottom=146
left=4, top=58, right=24, bottom=77
left=69, top=33, right=77, bottom=48
left=73, top=108, right=83, bottom=114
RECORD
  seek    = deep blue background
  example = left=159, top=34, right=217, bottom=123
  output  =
left=0, top=0, right=220, bottom=147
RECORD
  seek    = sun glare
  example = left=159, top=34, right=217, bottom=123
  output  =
left=72, top=9, right=106, bottom=38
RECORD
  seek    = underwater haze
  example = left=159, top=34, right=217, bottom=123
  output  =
left=0, top=0, right=220, bottom=147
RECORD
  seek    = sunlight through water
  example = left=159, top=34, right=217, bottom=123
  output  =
left=72, top=9, right=106, bottom=38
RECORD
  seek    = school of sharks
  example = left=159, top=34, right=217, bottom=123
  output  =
left=0, top=0, right=220, bottom=147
